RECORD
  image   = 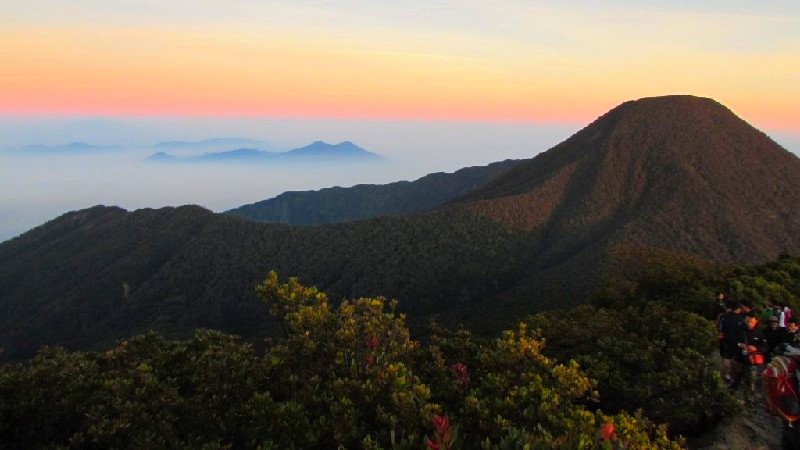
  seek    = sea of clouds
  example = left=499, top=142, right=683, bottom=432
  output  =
left=0, top=117, right=586, bottom=242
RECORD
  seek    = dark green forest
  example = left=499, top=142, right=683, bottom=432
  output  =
left=3, top=253, right=798, bottom=449
left=0, top=205, right=540, bottom=361
left=226, top=159, right=520, bottom=225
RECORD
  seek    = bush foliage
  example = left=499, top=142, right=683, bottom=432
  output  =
left=727, top=253, right=800, bottom=311
left=0, top=272, right=682, bottom=449
left=532, top=250, right=800, bottom=436
left=528, top=304, right=739, bottom=435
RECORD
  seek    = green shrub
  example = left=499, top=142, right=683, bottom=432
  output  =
left=0, top=272, right=682, bottom=449
left=529, top=303, right=739, bottom=435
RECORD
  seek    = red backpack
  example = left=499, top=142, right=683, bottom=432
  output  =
left=764, top=355, right=800, bottom=422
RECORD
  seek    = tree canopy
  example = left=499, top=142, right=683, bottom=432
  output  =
left=0, top=272, right=681, bottom=449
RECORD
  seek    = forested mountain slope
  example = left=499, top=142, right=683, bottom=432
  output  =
left=0, top=205, right=532, bottom=359
left=227, top=159, right=520, bottom=225
left=450, top=95, right=800, bottom=323
left=2, top=95, right=799, bottom=360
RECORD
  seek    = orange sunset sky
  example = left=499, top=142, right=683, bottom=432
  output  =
left=1, top=1, right=798, bottom=131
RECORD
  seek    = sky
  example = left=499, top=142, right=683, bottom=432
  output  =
left=1, top=0, right=798, bottom=127
left=0, top=0, right=798, bottom=241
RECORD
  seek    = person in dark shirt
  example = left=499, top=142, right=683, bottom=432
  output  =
left=763, top=315, right=787, bottom=362
left=718, top=302, right=744, bottom=384
left=713, top=292, right=728, bottom=321
left=731, top=314, right=768, bottom=404
left=785, top=317, right=800, bottom=347
left=741, top=300, right=754, bottom=315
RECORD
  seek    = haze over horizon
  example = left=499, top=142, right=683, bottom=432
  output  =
left=0, top=117, right=583, bottom=243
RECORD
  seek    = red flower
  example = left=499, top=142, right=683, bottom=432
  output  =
left=600, top=422, right=616, bottom=441
left=433, top=415, right=449, bottom=433
left=364, top=335, right=379, bottom=351
left=450, top=363, right=469, bottom=388
left=427, top=415, right=452, bottom=449
left=424, top=436, right=440, bottom=450
left=364, top=355, right=375, bottom=367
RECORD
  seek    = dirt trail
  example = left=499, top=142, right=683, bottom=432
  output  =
left=691, top=385, right=785, bottom=450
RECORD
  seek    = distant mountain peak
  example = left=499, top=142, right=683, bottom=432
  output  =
left=303, top=140, right=359, bottom=149
left=215, top=148, right=261, bottom=154
left=20, top=142, right=105, bottom=153
left=145, top=152, right=177, bottom=162
left=145, top=140, right=385, bottom=164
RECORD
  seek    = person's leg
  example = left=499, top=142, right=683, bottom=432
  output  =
left=744, top=365, right=756, bottom=404
left=720, top=340, right=728, bottom=380
left=729, top=360, right=741, bottom=390
left=723, top=357, right=732, bottom=383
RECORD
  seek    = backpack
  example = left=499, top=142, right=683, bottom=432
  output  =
left=764, top=355, right=800, bottom=422
left=719, top=312, right=743, bottom=338
left=748, top=351, right=764, bottom=366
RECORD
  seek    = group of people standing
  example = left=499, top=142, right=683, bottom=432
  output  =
left=715, top=293, right=799, bottom=403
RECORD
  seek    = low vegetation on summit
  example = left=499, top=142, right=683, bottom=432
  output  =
left=0, top=271, right=683, bottom=449
left=4, top=253, right=798, bottom=448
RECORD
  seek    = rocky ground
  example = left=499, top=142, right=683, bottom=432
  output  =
left=690, top=379, right=786, bottom=450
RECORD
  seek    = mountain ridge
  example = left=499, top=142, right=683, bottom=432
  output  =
left=154, top=138, right=266, bottom=149
left=227, top=159, right=521, bottom=225
left=146, top=140, right=386, bottom=164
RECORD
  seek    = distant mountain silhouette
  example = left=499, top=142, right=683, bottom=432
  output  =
left=17, top=142, right=111, bottom=154
left=10, top=138, right=266, bottom=156
left=154, top=138, right=267, bottom=149
left=281, top=140, right=383, bottom=160
left=2, top=95, right=799, bottom=360
left=145, top=141, right=386, bottom=164
left=227, top=159, right=520, bottom=225
left=144, top=151, right=178, bottom=162
left=194, top=148, right=277, bottom=162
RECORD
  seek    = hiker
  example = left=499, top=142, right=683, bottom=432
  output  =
left=763, top=315, right=787, bottom=361
left=730, top=314, right=767, bottom=404
left=761, top=303, right=775, bottom=325
left=786, top=318, right=800, bottom=347
left=778, top=303, right=787, bottom=328
left=719, top=301, right=745, bottom=384
left=763, top=353, right=800, bottom=449
left=713, top=292, right=728, bottom=321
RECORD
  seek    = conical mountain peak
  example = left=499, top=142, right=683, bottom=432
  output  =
left=457, top=95, right=800, bottom=264
left=464, top=95, right=792, bottom=199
